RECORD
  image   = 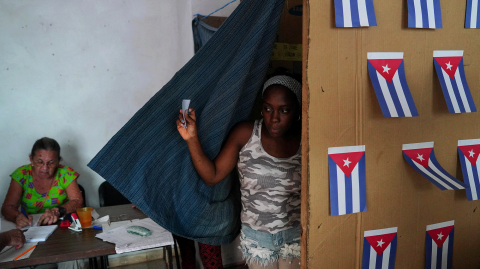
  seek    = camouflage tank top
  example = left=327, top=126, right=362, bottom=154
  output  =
left=238, top=119, right=301, bottom=234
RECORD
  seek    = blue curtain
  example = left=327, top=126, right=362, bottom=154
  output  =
left=88, top=0, right=285, bottom=245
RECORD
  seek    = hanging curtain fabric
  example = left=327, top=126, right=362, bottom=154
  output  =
left=192, top=17, right=220, bottom=53
left=88, top=0, right=285, bottom=245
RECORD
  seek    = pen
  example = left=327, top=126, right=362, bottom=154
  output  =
left=20, top=207, right=28, bottom=218
left=92, top=226, right=102, bottom=230
left=13, top=245, right=36, bottom=261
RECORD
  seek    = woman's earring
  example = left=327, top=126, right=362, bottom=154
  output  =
left=298, top=115, right=301, bottom=121
left=261, top=111, right=263, bottom=117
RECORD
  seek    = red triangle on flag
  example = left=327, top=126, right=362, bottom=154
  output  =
left=368, top=59, right=403, bottom=83
left=365, top=233, right=397, bottom=255
left=458, top=144, right=480, bottom=165
left=427, top=226, right=454, bottom=247
left=329, top=151, right=365, bottom=177
left=434, top=56, right=463, bottom=79
left=403, top=148, right=432, bottom=168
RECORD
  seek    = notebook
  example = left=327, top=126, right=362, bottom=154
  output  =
left=24, top=225, right=58, bottom=242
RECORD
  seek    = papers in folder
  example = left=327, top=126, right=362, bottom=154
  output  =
left=96, top=218, right=174, bottom=254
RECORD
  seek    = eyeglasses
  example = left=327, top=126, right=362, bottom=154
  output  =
left=34, top=160, right=57, bottom=168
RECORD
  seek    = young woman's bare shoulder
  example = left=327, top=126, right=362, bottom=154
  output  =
left=229, top=121, right=255, bottom=146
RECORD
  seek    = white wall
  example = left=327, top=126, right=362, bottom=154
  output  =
left=0, top=0, right=242, bottom=266
left=0, top=0, right=194, bottom=207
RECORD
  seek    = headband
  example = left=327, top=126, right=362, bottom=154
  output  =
left=262, top=75, right=302, bottom=106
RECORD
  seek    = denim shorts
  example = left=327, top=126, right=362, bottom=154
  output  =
left=239, top=224, right=301, bottom=267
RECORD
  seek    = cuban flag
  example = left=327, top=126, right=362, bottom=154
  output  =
left=407, top=0, right=442, bottom=28
left=402, top=142, right=467, bottom=190
left=466, top=0, right=480, bottom=28
left=368, top=52, right=418, bottom=117
left=433, top=51, right=476, bottom=113
left=426, top=220, right=454, bottom=269
left=458, top=139, right=480, bottom=200
left=362, top=227, right=397, bottom=269
left=334, top=0, right=377, bottom=27
left=328, top=145, right=366, bottom=216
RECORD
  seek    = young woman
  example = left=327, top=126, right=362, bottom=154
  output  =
left=177, top=75, right=302, bottom=269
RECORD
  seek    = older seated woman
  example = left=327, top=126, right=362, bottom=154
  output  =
left=1, top=137, right=83, bottom=228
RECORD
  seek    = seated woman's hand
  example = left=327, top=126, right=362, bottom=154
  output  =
left=37, top=208, right=59, bottom=226
left=15, top=213, right=33, bottom=229
left=176, top=108, right=198, bottom=141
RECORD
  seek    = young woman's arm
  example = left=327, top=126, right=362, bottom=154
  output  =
left=177, top=108, right=252, bottom=186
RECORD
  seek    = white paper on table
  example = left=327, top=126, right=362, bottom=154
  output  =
left=24, top=225, right=57, bottom=242
left=92, top=215, right=110, bottom=227
left=182, top=99, right=191, bottom=128
left=0, top=214, right=46, bottom=232
left=96, top=218, right=174, bottom=254
left=0, top=242, right=37, bottom=262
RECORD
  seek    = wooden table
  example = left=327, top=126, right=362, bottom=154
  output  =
left=0, top=204, right=176, bottom=269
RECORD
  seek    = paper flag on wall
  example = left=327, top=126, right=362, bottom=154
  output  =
left=458, top=139, right=480, bottom=200
left=402, top=142, right=466, bottom=190
left=334, top=0, right=377, bottom=27
left=328, top=145, right=366, bottom=216
left=407, top=0, right=442, bottom=28
left=465, top=0, right=480, bottom=28
left=426, top=220, right=454, bottom=269
left=433, top=51, right=476, bottom=113
left=367, top=52, right=418, bottom=117
left=362, top=227, right=397, bottom=269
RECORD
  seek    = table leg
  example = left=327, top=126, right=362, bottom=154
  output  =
left=164, top=245, right=173, bottom=269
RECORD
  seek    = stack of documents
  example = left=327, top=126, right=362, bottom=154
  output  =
left=96, top=218, right=174, bottom=254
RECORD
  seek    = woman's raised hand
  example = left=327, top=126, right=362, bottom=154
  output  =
left=177, top=108, right=198, bottom=141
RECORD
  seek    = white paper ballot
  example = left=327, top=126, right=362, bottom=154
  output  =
left=182, top=99, right=191, bottom=128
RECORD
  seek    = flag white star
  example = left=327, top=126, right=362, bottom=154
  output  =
left=343, top=158, right=351, bottom=167
left=377, top=239, right=385, bottom=247
left=417, top=154, right=425, bottom=162
left=469, top=149, right=475, bottom=158
left=382, top=64, right=391, bottom=74
left=446, top=62, right=453, bottom=70
left=437, top=232, right=444, bottom=240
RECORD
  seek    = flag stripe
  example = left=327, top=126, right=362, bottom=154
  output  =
left=376, top=70, right=398, bottom=117
left=350, top=0, right=360, bottom=26
left=392, top=73, right=410, bottom=116
left=359, top=155, right=367, bottom=212
left=385, top=74, right=406, bottom=117
left=342, top=0, right=352, bottom=27
left=464, top=155, right=478, bottom=200
left=433, top=0, right=442, bottom=28
left=457, top=61, right=477, bottom=111
left=427, top=0, right=435, bottom=27
left=426, top=236, right=434, bottom=269
left=449, top=70, right=467, bottom=112
left=337, top=165, right=346, bottom=215
left=441, top=237, right=448, bottom=269
left=352, top=164, right=360, bottom=213
left=410, top=158, right=452, bottom=190
left=470, top=0, right=479, bottom=28
left=369, top=245, right=377, bottom=269
left=431, top=238, right=438, bottom=269
left=447, top=228, right=454, bottom=268
left=329, top=156, right=339, bottom=216
left=366, top=0, right=376, bottom=25
left=474, top=158, right=480, bottom=198
left=395, top=63, right=418, bottom=116
left=357, top=0, right=369, bottom=26
left=428, top=159, right=465, bottom=189
left=381, top=243, right=391, bottom=269
left=453, top=69, right=470, bottom=112
left=388, top=236, right=397, bottom=269
left=345, top=168, right=353, bottom=214
left=414, top=0, right=423, bottom=27
left=440, top=67, right=460, bottom=113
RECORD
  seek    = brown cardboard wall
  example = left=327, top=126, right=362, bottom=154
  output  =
left=304, top=0, right=480, bottom=268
